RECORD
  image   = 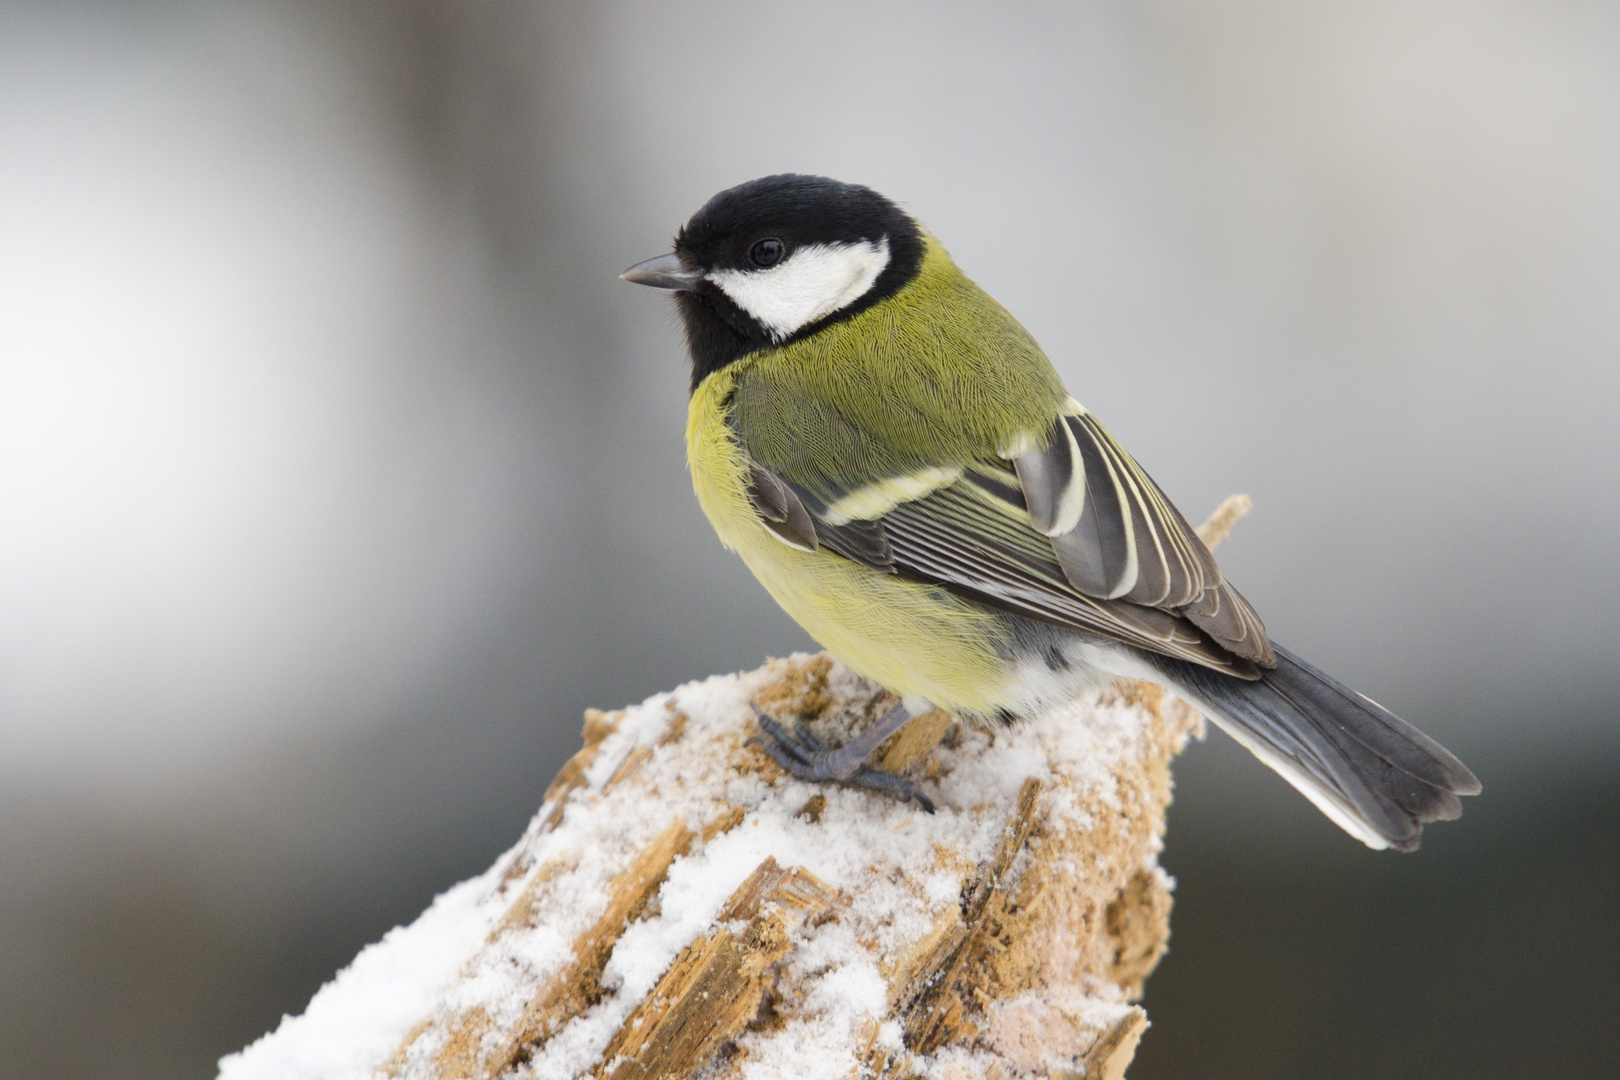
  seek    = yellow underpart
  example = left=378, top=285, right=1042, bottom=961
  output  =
left=687, top=375, right=1011, bottom=715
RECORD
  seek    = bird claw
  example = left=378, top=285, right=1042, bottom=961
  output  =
left=748, top=705, right=936, bottom=813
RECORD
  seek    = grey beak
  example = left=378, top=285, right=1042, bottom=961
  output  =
left=620, top=252, right=705, bottom=290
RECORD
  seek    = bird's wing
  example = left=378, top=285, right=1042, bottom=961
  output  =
left=1015, top=410, right=1273, bottom=666
left=741, top=406, right=1273, bottom=678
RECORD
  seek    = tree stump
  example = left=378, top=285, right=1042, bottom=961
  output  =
left=220, top=499, right=1250, bottom=1080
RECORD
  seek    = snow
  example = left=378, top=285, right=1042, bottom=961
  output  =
left=217, top=870, right=504, bottom=1079
left=219, top=653, right=1172, bottom=1080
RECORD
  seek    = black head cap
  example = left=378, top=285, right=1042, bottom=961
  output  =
left=666, top=175, right=923, bottom=389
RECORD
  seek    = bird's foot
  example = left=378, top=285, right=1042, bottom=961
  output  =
left=748, top=708, right=936, bottom=813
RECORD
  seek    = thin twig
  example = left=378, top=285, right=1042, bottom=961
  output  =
left=1195, top=493, right=1252, bottom=551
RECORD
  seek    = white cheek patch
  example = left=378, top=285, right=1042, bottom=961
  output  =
left=707, top=237, right=891, bottom=341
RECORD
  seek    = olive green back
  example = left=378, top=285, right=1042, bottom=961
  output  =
left=728, top=237, right=1067, bottom=504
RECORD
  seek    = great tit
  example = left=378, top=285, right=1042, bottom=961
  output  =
left=622, top=174, right=1478, bottom=851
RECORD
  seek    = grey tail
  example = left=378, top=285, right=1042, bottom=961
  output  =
left=1146, top=642, right=1482, bottom=852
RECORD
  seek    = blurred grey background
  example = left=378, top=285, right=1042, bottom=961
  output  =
left=1, top=2, right=1615, bottom=1077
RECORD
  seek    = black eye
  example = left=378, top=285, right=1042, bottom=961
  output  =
left=749, top=237, right=785, bottom=268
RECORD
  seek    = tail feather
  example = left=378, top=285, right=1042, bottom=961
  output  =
left=1147, top=642, right=1481, bottom=852
left=1264, top=643, right=1479, bottom=794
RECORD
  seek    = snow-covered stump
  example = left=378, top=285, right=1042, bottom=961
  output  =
left=220, top=660, right=1197, bottom=1080
left=220, top=499, right=1247, bottom=1080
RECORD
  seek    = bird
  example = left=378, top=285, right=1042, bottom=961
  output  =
left=620, top=173, right=1479, bottom=851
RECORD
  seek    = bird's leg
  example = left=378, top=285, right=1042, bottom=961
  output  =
left=748, top=700, right=935, bottom=812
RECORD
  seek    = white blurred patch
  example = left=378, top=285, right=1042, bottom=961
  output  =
left=0, top=7, right=530, bottom=800
left=707, top=237, right=890, bottom=341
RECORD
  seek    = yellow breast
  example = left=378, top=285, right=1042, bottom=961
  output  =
left=685, top=367, right=1012, bottom=715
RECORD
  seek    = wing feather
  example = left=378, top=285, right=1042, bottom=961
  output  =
left=1049, top=417, right=1137, bottom=597
left=880, top=483, right=1257, bottom=676
left=746, top=462, right=819, bottom=553
left=738, top=404, right=1275, bottom=676
left=1070, top=414, right=1207, bottom=606
left=1063, top=413, right=1275, bottom=666
left=1013, top=417, right=1084, bottom=535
